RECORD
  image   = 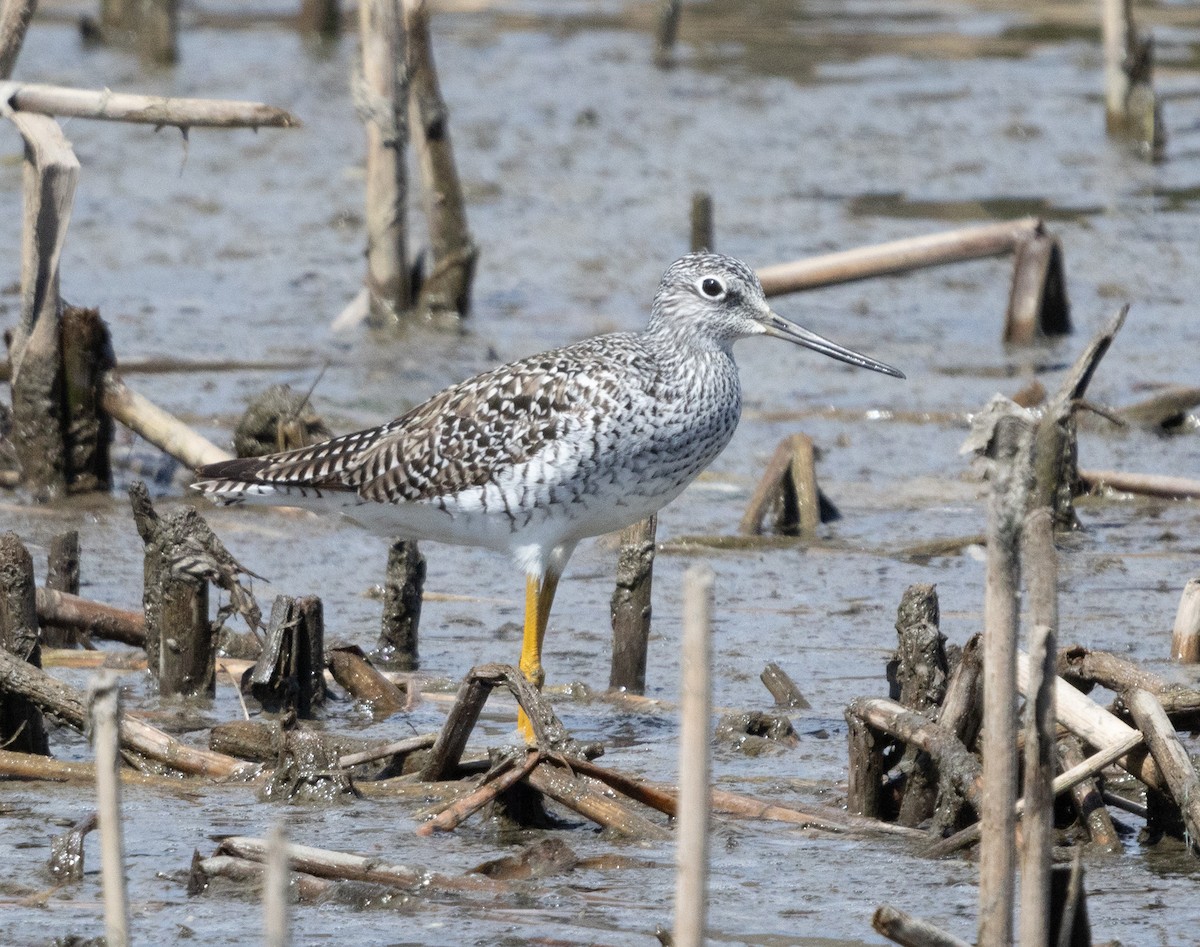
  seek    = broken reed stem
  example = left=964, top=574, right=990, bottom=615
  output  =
left=756, top=218, right=1041, bottom=297
left=263, top=822, right=289, bottom=947
left=673, top=565, right=713, bottom=947
left=89, top=671, right=130, bottom=947
left=690, top=191, right=713, bottom=251
left=1171, top=578, right=1200, bottom=663
left=1020, top=507, right=1057, bottom=947
left=36, top=588, right=146, bottom=646
left=1, top=81, right=299, bottom=127
left=978, top=415, right=1031, bottom=947
left=0, top=0, right=37, bottom=79
left=1079, top=467, right=1200, bottom=501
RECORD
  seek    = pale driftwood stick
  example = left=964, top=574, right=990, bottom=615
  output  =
left=1119, top=385, right=1200, bottom=429
left=0, top=532, right=48, bottom=754
left=416, top=750, right=540, bottom=836
left=872, top=904, right=972, bottom=947
left=0, top=748, right=190, bottom=788
left=263, top=822, right=288, bottom=947
left=404, top=0, right=477, bottom=322
left=1078, top=467, right=1200, bottom=500
left=337, top=732, right=436, bottom=769
left=1171, top=578, right=1200, bottom=663
left=1059, top=736, right=1122, bottom=853
left=0, top=648, right=258, bottom=778
left=356, top=0, right=410, bottom=324
left=0, top=0, right=37, bottom=79
left=36, top=588, right=145, bottom=646
left=527, top=761, right=671, bottom=840
left=1016, top=651, right=1162, bottom=790
left=1, top=81, right=299, bottom=127
left=756, top=217, right=1040, bottom=297
left=5, top=110, right=78, bottom=493
left=978, top=413, right=1030, bottom=947
left=42, top=648, right=146, bottom=671
left=674, top=565, right=713, bottom=947
left=218, top=836, right=500, bottom=894
left=1020, top=506, right=1057, bottom=947
left=1125, top=688, right=1200, bottom=854
left=88, top=672, right=129, bottom=947
left=923, top=731, right=1143, bottom=859
left=609, top=514, right=656, bottom=694
left=102, top=373, right=233, bottom=468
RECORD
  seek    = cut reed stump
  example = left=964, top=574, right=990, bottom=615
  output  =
left=887, top=584, right=949, bottom=827
left=377, top=539, right=425, bottom=671
left=0, top=532, right=48, bottom=754
left=690, top=191, right=713, bottom=251
left=0, top=0, right=37, bottom=79
left=609, top=514, right=656, bottom=694
left=1003, top=225, right=1070, bottom=344
left=246, top=596, right=326, bottom=717
left=739, top=433, right=837, bottom=538
left=1170, top=578, right=1200, bottom=663
left=1102, top=0, right=1165, bottom=159
left=130, top=481, right=262, bottom=698
left=654, top=0, right=683, bottom=68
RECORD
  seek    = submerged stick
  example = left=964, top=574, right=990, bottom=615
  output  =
left=872, top=904, right=972, bottom=947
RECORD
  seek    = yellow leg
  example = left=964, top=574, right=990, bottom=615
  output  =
left=517, top=570, right=560, bottom=742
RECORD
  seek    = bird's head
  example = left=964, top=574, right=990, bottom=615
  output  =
left=650, top=251, right=904, bottom=379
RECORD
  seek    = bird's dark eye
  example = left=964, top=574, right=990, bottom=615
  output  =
left=700, top=277, right=724, bottom=298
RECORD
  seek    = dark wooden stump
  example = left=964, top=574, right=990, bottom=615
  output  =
left=246, top=595, right=326, bottom=718
left=376, top=539, right=424, bottom=670
left=129, top=482, right=214, bottom=698
left=0, top=532, right=49, bottom=754
left=41, top=529, right=81, bottom=647
left=60, top=304, right=114, bottom=493
left=1004, top=228, right=1071, bottom=344
left=609, top=514, right=656, bottom=694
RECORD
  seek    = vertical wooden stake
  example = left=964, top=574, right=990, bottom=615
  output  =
left=1170, top=578, right=1200, bottom=663
left=263, top=821, right=289, bottom=947
left=654, top=0, right=683, bottom=68
left=690, top=191, right=713, bottom=252
left=609, top=513, right=656, bottom=694
left=404, top=0, right=477, bottom=323
left=978, top=415, right=1031, bottom=947
left=89, top=670, right=130, bottom=947
left=673, top=565, right=713, bottom=947
left=358, top=0, right=411, bottom=325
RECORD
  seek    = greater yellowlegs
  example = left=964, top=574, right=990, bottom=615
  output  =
left=193, top=252, right=903, bottom=734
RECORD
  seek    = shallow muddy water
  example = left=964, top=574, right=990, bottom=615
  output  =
left=3, top=0, right=1200, bottom=944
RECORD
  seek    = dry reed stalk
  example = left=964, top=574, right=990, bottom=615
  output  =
left=263, top=822, right=289, bottom=947
left=89, top=672, right=130, bottom=947
left=103, top=373, right=232, bottom=469
left=673, top=565, right=713, bottom=947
